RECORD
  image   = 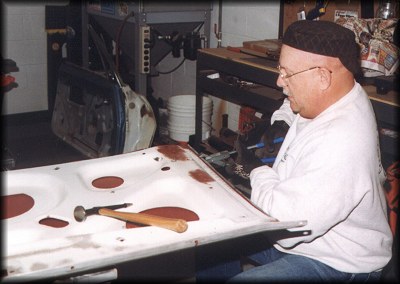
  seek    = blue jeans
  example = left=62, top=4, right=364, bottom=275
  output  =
left=196, top=236, right=381, bottom=282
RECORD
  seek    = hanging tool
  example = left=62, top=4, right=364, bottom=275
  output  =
left=297, top=1, right=306, bottom=20
left=306, top=0, right=329, bottom=20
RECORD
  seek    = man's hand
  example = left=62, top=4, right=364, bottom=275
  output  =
left=231, top=119, right=289, bottom=179
left=255, top=120, right=289, bottom=159
left=233, top=136, right=264, bottom=179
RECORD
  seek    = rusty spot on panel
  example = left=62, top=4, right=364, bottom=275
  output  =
left=92, top=176, right=124, bottom=189
left=126, top=207, right=199, bottom=229
left=189, top=169, right=214, bottom=184
left=140, top=104, right=154, bottom=118
left=39, top=217, right=69, bottom=228
left=157, top=145, right=188, bottom=161
left=1, top=193, right=35, bottom=219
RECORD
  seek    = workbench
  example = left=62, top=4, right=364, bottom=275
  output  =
left=194, top=47, right=399, bottom=158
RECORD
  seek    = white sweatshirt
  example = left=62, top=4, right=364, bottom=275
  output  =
left=250, top=82, right=393, bottom=273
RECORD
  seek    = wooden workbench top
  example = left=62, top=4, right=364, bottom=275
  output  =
left=364, top=85, right=399, bottom=107
left=199, top=47, right=278, bottom=72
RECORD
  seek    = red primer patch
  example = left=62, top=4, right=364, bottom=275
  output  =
left=157, top=145, right=188, bottom=161
left=1, top=193, right=34, bottom=219
left=39, top=217, right=69, bottom=228
left=189, top=169, right=214, bottom=184
left=92, top=176, right=124, bottom=189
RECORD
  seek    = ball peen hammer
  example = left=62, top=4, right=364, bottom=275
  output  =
left=74, top=204, right=188, bottom=233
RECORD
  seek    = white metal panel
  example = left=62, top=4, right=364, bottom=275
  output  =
left=2, top=144, right=306, bottom=281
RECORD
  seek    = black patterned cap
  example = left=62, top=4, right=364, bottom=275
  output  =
left=282, top=20, right=361, bottom=76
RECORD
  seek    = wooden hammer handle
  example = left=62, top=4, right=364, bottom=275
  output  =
left=98, top=208, right=188, bottom=233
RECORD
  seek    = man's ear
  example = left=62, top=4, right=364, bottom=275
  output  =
left=318, top=67, right=332, bottom=91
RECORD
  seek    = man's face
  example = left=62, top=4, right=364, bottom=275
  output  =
left=276, top=45, right=320, bottom=119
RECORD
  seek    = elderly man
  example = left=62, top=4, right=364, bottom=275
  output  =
left=196, top=20, right=393, bottom=282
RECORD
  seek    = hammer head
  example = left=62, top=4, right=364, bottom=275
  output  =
left=74, top=205, right=89, bottom=222
left=74, top=203, right=132, bottom=222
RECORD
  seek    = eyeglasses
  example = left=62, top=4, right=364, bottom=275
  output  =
left=277, top=65, right=332, bottom=80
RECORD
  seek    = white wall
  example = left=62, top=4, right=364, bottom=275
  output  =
left=211, top=0, right=280, bottom=132
left=1, top=0, right=70, bottom=115
left=1, top=1, right=48, bottom=115
left=2, top=0, right=280, bottom=131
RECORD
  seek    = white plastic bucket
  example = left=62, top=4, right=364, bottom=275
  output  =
left=167, top=95, right=213, bottom=142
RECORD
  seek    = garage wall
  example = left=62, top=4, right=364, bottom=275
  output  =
left=151, top=0, right=281, bottom=133
left=211, top=0, right=281, bottom=132
left=1, top=1, right=70, bottom=115
left=2, top=1, right=48, bottom=115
